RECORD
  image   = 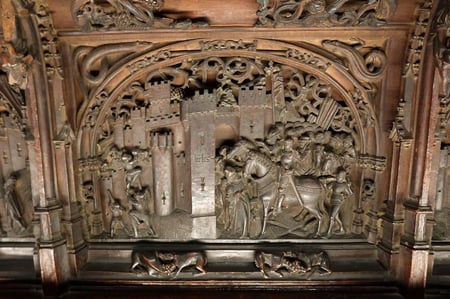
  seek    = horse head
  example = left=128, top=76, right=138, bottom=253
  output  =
left=228, top=138, right=256, bottom=163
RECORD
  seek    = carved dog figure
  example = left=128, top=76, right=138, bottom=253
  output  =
left=158, top=251, right=207, bottom=277
left=130, top=251, right=175, bottom=276
left=255, top=251, right=305, bottom=278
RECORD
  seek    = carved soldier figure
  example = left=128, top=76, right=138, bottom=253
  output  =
left=122, top=152, right=142, bottom=190
left=108, top=190, right=131, bottom=238
left=296, top=134, right=315, bottom=175
left=128, top=188, right=156, bottom=238
left=223, top=166, right=243, bottom=232
left=256, top=123, right=284, bottom=162
left=2, top=174, right=26, bottom=233
left=327, top=169, right=352, bottom=237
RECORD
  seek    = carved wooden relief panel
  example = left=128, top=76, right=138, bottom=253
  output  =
left=0, top=74, right=33, bottom=239
left=432, top=1, right=450, bottom=241
left=10, top=0, right=450, bottom=293
left=0, top=8, right=33, bottom=238
left=71, top=37, right=386, bottom=243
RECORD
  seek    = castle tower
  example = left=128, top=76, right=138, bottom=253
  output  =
left=151, top=131, right=175, bottom=216
left=182, top=90, right=217, bottom=239
left=144, top=81, right=181, bottom=127
left=239, top=87, right=270, bottom=140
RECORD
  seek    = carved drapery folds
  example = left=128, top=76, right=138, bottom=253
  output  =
left=74, top=38, right=386, bottom=242
left=256, top=0, right=398, bottom=27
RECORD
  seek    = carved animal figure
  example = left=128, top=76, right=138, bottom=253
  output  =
left=158, top=251, right=207, bottom=277
left=294, top=251, right=332, bottom=280
left=255, top=251, right=305, bottom=278
left=229, top=141, right=328, bottom=237
left=130, top=251, right=175, bottom=276
left=242, top=150, right=280, bottom=235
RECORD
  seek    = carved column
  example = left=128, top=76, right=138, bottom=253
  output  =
left=378, top=124, right=413, bottom=270
left=13, top=1, right=71, bottom=294
left=396, top=1, right=438, bottom=289
left=54, top=125, right=88, bottom=273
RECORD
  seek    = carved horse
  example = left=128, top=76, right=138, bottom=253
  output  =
left=228, top=141, right=327, bottom=237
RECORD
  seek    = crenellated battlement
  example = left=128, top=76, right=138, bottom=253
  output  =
left=145, top=81, right=171, bottom=101
left=151, top=131, right=174, bottom=148
left=238, top=86, right=268, bottom=106
left=184, top=89, right=217, bottom=113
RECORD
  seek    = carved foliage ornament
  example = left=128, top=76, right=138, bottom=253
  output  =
left=322, top=39, right=386, bottom=90
left=72, top=0, right=209, bottom=31
left=256, top=0, right=398, bottom=27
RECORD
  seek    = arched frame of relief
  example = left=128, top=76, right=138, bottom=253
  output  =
left=74, top=38, right=384, bottom=242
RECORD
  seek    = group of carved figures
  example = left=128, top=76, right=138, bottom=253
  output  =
left=215, top=121, right=355, bottom=239
left=0, top=173, right=28, bottom=236
left=130, top=250, right=331, bottom=279
left=87, top=119, right=355, bottom=240
left=109, top=148, right=157, bottom=238
left=86, top=146, right=158, bottom=238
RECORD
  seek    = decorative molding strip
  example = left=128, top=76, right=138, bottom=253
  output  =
left=32, top=1, right=64, bottom=78
left=200, top=40, right=258, bottom=52
left=404, top=0, right=433, bottom=77
left=359, top=153, right=387, bottom=172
